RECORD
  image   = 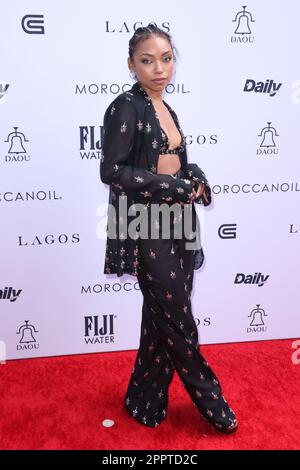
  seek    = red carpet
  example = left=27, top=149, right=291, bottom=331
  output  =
left=1, top=339, right=299, bottom=450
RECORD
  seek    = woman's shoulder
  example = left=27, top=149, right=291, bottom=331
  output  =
left=104, top=89, right=141, bottom=120
left=107, top=84, right=143, bottom=108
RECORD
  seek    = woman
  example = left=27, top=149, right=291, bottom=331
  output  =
left=100, top=23, right=238, bottom=434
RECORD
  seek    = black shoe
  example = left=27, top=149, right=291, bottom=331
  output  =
left=204, top=413, right=238, bottom=434
left=199, top=395, right=238, bottom=435
left=124, top=400, right=164, bottom=428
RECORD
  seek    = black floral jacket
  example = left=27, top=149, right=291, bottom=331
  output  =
left=100, top=80, right=212, bottom=277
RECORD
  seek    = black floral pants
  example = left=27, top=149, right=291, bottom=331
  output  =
left=124, top=170, right=237, bottom=430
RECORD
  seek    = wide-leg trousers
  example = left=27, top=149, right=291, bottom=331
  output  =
left=124, top=170, right=236, bottom=429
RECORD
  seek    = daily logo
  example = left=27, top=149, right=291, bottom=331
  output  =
left=243, top=79, right=282, bottom=97
left=234, top=273, right=269, bottom=287
left=0, top=287, right=22, bottom=302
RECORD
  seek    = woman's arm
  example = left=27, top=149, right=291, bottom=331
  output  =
left=100, top=95, right=194, bottom=204
left=185, top=163, right=212, bottom=206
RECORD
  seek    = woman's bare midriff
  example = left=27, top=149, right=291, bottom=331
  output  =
left=157, top=154, right=181, bottom=175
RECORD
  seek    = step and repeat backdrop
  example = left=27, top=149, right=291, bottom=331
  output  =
left=0, top=0, right=299, bottom=361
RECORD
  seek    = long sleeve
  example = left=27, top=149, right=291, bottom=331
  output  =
left=184, top=162, right=212, bottom=206
left=100, top=95, right=194, bottom=204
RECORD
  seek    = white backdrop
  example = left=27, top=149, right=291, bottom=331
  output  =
left=0, top=0, right=299, bottom=361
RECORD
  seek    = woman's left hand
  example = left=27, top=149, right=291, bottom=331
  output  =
left=189, top=182, right=209, bottom=204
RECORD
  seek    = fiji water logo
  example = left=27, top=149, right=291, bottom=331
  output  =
left=79, top=126, right=104, bottom=160
left=84, top=314, right=116, bottom=344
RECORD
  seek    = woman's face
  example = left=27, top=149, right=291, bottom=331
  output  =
left=128, top=34, right=175, bottom=92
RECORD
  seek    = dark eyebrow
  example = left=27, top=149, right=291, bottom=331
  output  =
left=139, top=50, right=172, bottom=57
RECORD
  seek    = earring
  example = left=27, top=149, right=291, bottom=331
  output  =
left=129, top=70, right=136, bottom=80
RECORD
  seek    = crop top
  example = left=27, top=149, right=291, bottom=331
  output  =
left=159, top=125, right=185, bottom=155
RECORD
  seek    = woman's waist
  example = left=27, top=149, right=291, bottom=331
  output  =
left=156, top=166, right=184, bottom=179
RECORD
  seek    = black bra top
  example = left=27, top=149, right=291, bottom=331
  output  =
left=159, top=126, right=185, bottom=154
